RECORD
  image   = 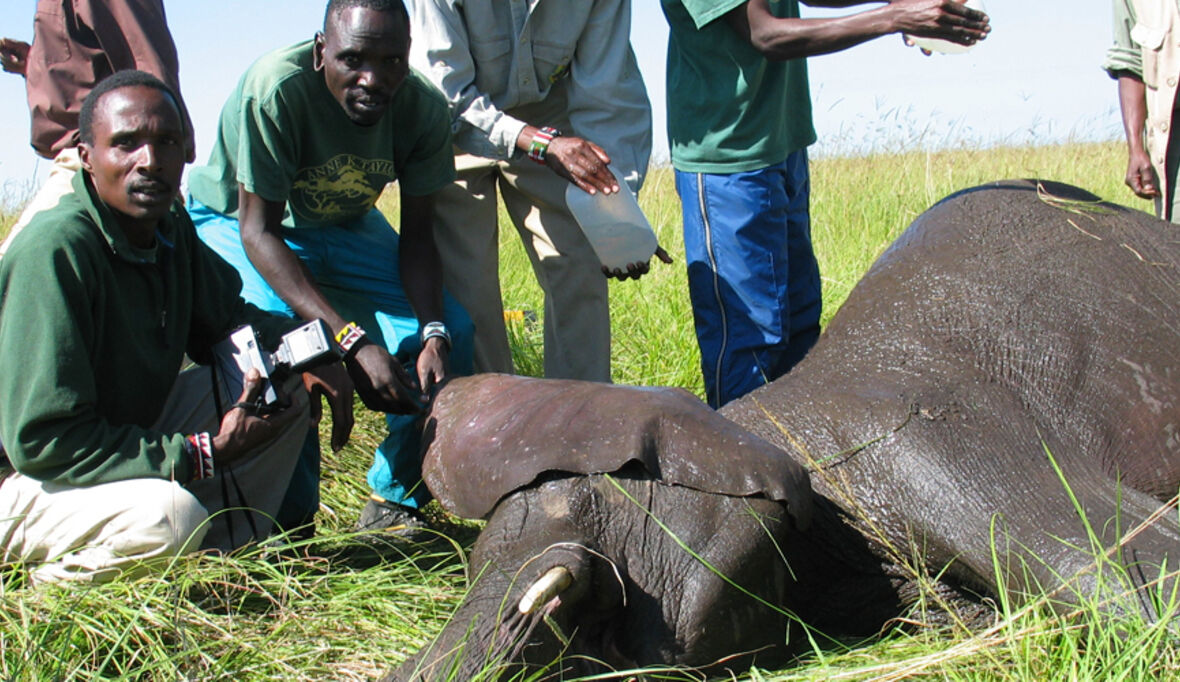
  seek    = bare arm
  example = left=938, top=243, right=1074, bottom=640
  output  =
left=398, top=192, right=450, bottom=398
left=1117, top=74, right=1159, bottom=199
left=236, top=186, right=419, bottom=414
left=237, top=188, right=346, bottom=328
left=728, top=0, right=989, bottom=61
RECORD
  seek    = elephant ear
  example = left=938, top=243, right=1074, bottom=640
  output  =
left=421, top=374, right=812, bottom=527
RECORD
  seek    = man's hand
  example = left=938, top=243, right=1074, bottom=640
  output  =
left=302, top=362, right=355, bottom=452
left=890, top=0, right=990, bottom=47
left=415, top=336, right=449, bottom=401
left=603, top=245, right=675, bottom=281
left=347, top=342, right=421, bottom=414
left=1126, top=148, right=1161, bottom=200
left=212, top=369, right=305, bottom=467
left=0, top=38, right=30, bottom=76
left=1115, top=75, right=1156, bottom=201
left=546, top=136, right=619, bottom=195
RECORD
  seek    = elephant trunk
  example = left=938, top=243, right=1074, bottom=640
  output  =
left=383, top=549, right=590, bottom=682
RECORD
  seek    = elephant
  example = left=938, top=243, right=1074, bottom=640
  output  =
left=384, top=180, right=1180, bottom=681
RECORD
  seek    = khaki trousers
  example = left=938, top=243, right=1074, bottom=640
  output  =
left=0, top=366, right=308, bottom=584
left=434, top=152, right=611, bottom=381
left=0, top=147, right=82, bottom=258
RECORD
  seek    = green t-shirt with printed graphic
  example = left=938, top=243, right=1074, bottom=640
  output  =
left=661, top=0, right=817, bottom=174
left=188, top=40, right=455, bottom=228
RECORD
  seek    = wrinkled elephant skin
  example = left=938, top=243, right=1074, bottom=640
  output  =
left=386, top=180, right=1180, bottom=681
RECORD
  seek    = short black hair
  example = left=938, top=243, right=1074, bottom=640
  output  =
left=323, top=0, right=408, bottom=31
left=78, top=70, right=183, bottom=145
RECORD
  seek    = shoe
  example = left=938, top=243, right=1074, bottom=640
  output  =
left=355, top=496, right=428, bottom=537
left=257, top=522, right=316, bottom=561
left=285, top=521, right=316, bottom=543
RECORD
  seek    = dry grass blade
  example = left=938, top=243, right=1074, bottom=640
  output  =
left=1036, top=180, right=1114, bottom=217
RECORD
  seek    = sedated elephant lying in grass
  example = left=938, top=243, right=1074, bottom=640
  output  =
left=385, top=180, right=1180, bottom=681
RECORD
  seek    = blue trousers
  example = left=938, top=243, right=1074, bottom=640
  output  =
left=189, top=200, right=474, bottom=523
left=675, top=150, right=821, bottom=408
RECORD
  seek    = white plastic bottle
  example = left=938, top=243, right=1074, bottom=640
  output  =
left=565, top=165, right=658, bottom=273
left=905, top=0, right=987, bottom=55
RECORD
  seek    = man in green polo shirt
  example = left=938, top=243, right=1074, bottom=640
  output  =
left=662, top=0, right=989, bottom=408
left=187, top=0, right=474, bottom=535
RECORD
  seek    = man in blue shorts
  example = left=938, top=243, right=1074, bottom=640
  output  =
left=662, top=0, right=989, bottom=407
left=187, top=0, right=473, bottom=535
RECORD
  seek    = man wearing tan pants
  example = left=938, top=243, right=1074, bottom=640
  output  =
left=411, top=0, right=660, bottom=381
left=0, top=366, right=309, bottom=583
left=0, top=72, right=349, bottom=583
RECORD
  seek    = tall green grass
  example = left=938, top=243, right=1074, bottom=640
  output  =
left=3, top=140, right=1177, bottom=680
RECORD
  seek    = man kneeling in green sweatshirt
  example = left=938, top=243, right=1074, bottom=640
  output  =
left=0, top=70, right=352, bottom=584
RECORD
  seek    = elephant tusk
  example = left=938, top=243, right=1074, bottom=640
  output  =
left=518, top=566, right=573, bottom=615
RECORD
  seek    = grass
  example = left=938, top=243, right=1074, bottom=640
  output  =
left=3, top=140, right=1178, bottom=680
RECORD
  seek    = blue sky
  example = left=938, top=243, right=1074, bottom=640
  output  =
left=0, top=0, right=1118, bottom=207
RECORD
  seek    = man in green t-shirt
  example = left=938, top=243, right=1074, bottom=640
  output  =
left=187, top=0, right=473, bottom=535
left=662, top=0, right=989, bottom=408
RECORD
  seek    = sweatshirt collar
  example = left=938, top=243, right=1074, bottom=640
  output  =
left=71, top=169, right=180, bottom=266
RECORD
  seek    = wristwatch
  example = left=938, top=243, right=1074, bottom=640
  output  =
left=420, top=321, right=451, bottom=350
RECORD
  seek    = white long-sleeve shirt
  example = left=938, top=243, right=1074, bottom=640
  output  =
left=409, top=0, right=652, bottom=190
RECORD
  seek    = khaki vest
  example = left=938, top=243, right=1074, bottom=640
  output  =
left=1130, top=0, right=1180, bottom=212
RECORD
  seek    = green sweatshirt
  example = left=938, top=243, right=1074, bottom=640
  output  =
left=0, top=171, right=293, bottom=486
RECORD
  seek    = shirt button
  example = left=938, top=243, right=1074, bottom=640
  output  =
left=1169, top=77, right=1178, bottom=87
left=1163, top=121, right=1170, bottom=132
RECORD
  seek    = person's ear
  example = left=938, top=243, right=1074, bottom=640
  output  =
left=313, top=31, right=326, bottom=71
left=78, top=142, right=93, bottom=173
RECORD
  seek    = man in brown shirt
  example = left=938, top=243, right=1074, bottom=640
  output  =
left=0, top=0, right=191, bottom=254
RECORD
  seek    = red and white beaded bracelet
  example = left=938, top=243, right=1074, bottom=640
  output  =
left=527, top=126, right=562, bottom=164
left=186, top=432, right=214, bottom=480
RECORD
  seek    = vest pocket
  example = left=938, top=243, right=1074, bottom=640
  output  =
left=1132, top=22, right=1167, bottom=89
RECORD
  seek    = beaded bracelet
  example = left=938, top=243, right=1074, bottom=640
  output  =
left=527, top=126, right=561, bottom=164
left=186, top=432, right=214, bottom=480
left=335, top=321, right=368, bottom=358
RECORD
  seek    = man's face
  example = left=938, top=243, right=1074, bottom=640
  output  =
left=314, top=7, right=410, bottom=127
left=79, top=85, right=185, bottom=232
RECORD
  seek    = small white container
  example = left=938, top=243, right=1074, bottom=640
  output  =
left=906, top=0, right=986, bottom=55
left=565, top=165, right=658, bottom=272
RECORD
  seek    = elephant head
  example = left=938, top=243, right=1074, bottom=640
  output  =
left=385, top=374, right=814, bottom=681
